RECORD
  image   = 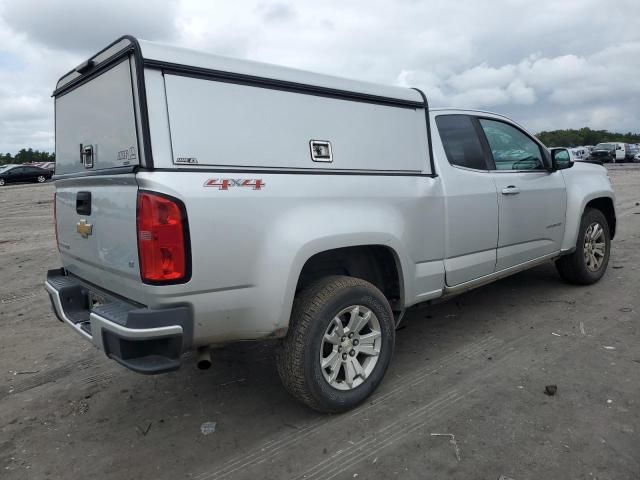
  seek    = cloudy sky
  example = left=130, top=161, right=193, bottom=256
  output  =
left=0, top=0, right=639, bottom=154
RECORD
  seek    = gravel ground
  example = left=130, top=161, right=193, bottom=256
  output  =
left=1, top=166, right=639, bottom=480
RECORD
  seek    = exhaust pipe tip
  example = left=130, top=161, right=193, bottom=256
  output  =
left=196, top=346, right=212, bottom=370
left=197, top=359, right=212, bottom=370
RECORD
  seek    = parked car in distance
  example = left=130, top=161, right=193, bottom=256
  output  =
left=616, top=142, right=629, bottom=162
left=589, top=142, right=623, bottom=163
left=625, top=144, right=639, bottom=162
left=571, top=147, right=589, bottom=160
left=26, top=161, right=56, bottom=171
left=0, top=164, right=53, bottom=186
left=45, top=36, right=617, bottom=413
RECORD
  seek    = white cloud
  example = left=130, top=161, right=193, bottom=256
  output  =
left=449, top=64, right=516, bottom=91
left=255, top=2, right=297, bottom=23
left=0, top=0, right=639, bottom=153
left=518, top=54, right=590, bottom=90
left=506, top=80, right=536, bottom=105
left=2, top=0, right=179, bottom=52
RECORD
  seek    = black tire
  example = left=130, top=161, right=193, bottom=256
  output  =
left=277, top=275, right=395, bottom=413
left=555, top=208, right=611, bottom=285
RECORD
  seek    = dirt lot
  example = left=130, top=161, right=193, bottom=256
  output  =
left=1, top=166, right=639, bottom=480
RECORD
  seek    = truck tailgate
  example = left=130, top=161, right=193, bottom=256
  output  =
left=55, top=175, right=145, bottom=304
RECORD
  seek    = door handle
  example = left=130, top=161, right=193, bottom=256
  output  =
left=501, top=185, right=520, bottom=195
left=76, top=191, right=92, bottom=215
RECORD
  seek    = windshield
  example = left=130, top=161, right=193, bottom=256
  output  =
left=594, top=143, right=615, bottom=150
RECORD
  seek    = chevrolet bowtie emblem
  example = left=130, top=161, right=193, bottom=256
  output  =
left=76, top=219, right=93, bottom=238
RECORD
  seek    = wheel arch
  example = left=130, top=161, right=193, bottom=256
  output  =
left=261, top=234, right=414, bottom=334
left=561, top=181, right=616, bottom=252
left=295, top=244, right=406, bottom=312
left=585, top=197, right=616, bottom=239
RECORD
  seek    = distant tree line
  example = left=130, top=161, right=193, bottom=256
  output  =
left=536, top=127, right=640, bottom=148
left=0, top=149, right=55, bottom=165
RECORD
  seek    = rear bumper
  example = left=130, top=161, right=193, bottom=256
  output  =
left=45, top=268, right=192, bottom=374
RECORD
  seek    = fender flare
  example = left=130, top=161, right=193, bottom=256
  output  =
left=255, top=232, right=414, bottom=331
left=562, top=190, right=616, bottom=251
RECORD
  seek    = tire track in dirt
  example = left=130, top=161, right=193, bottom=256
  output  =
left=300, top=295, right=639, bottom=480
left=3, top=357, right=98, bottom=398
left=195, top=273, right=637, bottom=480
left=194, top=335, right=501, bottom=480
left=2, top=356, right=117, bottom=399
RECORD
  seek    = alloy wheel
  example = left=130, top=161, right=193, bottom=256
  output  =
left=583, top=222, right=606, bottom=272
left=320, top=305, right=382, bottom=390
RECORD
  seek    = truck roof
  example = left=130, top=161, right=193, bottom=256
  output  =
left=54, top=35, right=425, bottom=107
left=429, top=107, right=511, bottom=120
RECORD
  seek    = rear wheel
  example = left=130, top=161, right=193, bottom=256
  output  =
left=37, top=175, right=46, bottom=183
left=556, top=208, right=611, bottom=284
left=277, top=275, right=395, bottom=413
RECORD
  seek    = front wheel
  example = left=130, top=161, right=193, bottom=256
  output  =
left=0, top=178, right=5, bottom=186
left=277, top=275, right=395, bottom=413
left=556, top=208, right=611, bottom=285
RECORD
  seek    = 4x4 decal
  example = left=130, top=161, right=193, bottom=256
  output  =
left=204, top=179, right=265, bottom=190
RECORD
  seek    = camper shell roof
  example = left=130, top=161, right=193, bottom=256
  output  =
left=54, top=35, right=425, bottom=108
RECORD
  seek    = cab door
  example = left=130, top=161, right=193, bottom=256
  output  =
left=477, top=118, right=567, bottom=271
left=432, top=113, right=498, bottom=286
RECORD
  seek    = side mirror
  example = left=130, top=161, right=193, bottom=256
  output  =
left=551, top=148, right=574, bottom=170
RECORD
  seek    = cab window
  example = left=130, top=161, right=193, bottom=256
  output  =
left=479, top=118, right=545, bottom=171
left=435, top=115, right=488, bottom=170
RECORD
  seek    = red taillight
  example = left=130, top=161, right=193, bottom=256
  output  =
left=136, top=191, right=189, bottom=283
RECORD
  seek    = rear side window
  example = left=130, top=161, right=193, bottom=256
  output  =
left=435, top=115, right=487, bottom=170
left=479, top=118, right=545, bottom=170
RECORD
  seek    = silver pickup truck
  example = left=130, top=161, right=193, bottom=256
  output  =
left=45, top=36, right=616, bottom=412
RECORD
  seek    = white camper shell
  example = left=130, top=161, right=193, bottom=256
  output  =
left=54, top=36, right=433, bottom=176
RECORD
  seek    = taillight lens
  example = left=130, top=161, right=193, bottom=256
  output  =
left=136, top=191, right=189, bottom=283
